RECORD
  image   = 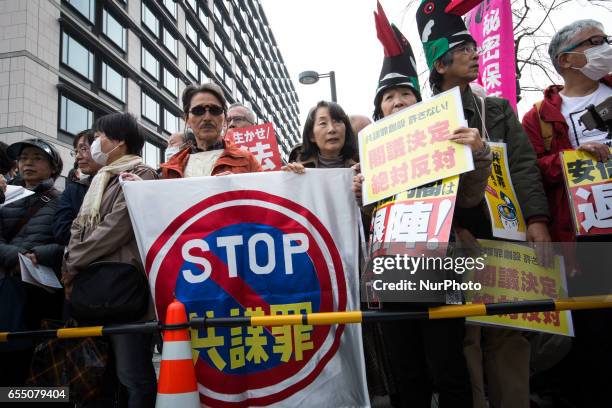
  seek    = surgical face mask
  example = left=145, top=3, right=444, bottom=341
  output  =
left=164, top=146, right=180, bottom=162
left=569, top=43, right=612, bottom=80
left=90, top=138, right=119, bottom=166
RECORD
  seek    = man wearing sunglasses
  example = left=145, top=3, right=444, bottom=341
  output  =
left=160, top=83, right=261, bottom=178
left=522, top=19, right=612, bottom=408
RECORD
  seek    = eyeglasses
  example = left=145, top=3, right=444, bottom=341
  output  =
left=560, top=35, right=611, bottom=55
left=227, top=115, right=253, bottom=125
left=453, top=44, right=478, bottom=55
left=189, top=104, right=225, bottom=117
left=70, top=145, right=90, bottom=157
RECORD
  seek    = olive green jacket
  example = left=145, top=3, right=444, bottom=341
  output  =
left=460, top=86, right=549, bottom=221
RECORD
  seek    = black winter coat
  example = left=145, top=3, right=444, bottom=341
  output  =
left=0, top=179, right=64, bottom=273
left=53, top=178, right=90, bottom=246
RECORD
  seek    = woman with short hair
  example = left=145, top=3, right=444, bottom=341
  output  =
left=63, top=112, right=158, bottom=407
left=0, top=138, right=64, bottom=385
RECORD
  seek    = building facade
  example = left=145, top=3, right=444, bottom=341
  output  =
left=0, top=0, right=301, bottom=177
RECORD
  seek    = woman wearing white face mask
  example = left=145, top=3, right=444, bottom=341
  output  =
left=63, top=112, right=158, bottom=407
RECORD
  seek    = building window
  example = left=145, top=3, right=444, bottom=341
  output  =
left=213, top=3, right=222, bottom=24
left=164, top=109, right=179, bottom=133
left=186, top=54, right=198, bottom=81
left=66, top=0, right=95, bottom=23
left=61, top=32, right=94, bottom=81
left=101, top=62, right=126, bottom=102
left=141, top=46, right=159, bottom=80
left=200, top=69, right=209, bottom=83
left=59, top=95, right=93, bottom=135
left=199, top=40, right=210, bottom=61
left=186, top=0, right=196, bottom=11
left=102, top=9, right=126, bottom=51
left=162, top=29, right=177, bottom=57
left=198, top=8, right=209, bottom=30
left=142, top=3, right=159, bottom=37
left=186, top=19, right=197, bottom=44
left=215, top=62, right=224, bottom=80
left=142, top=92, right=159, bottom=124
left=143, top=141, right=160, bottom=168
left=214, top=31, right=223, bottom=51
left=163, top=68, right=178, bottom=96
left=162, top=0, right=177, bottom=19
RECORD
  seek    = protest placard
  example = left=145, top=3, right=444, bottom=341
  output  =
left=358, top=87, right=473, bottom=205
left=466, top=240, right=573, bottom=336
left=560, top=149, right=612, bottom=236
left=369, top=175, right=459, bottom=254
left=484, top=142, right=527, bottom=241
left=123, top=170, right=368, bottom=407
left=225, top=122, right=282, bottom=171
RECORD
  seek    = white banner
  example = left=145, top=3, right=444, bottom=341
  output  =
left=123, top=170, right=369, bottom=407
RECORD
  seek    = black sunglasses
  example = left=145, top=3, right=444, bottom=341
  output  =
left=189, top=104, right=225, bottom=116
left=560, top=35, right=611, bottom=54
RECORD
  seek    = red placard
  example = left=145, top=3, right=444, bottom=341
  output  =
left=225, top=122, right=282, bottom=171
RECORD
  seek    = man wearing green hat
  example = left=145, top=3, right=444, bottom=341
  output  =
left=417, top=1, right=551, bottom=407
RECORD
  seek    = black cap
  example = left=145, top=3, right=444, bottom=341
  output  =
left=8, top=138, right=63, bottom=177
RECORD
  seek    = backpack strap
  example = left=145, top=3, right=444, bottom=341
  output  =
left=5, top=188, right=59, bottom=242
left=535, top=100, right=554, bottom=152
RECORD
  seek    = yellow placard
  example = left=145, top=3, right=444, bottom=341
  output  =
left=561, top=148, right=612, bottom=188
left=465, top=240, right=573, bottom=336
left=484, top=142, right=527, bottom=241
left=358, top=87, right=474, bottom=205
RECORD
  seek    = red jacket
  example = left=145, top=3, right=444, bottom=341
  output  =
left=521, top=75, right=612, bottom=242
left=160, top=140, right=262, bottom=179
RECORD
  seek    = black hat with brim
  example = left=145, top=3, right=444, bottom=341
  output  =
left=8, top=138, right=62, bottom=170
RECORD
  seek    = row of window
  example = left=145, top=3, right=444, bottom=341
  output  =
left=142, top=2, right=178, bottom=57
left=61, top=31, right=127, bottom=102
left=58, top=93, right=163, bottom=169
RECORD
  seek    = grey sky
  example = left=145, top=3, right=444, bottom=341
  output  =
left=261, top=0, right=611, bottom=137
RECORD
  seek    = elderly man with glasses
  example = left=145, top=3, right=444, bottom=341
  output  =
left=225, top=102, right=256, bottom=131
left=160, top=83, right=261, bottom=178
left=522, top=20, right=611, bottom=243
left=415, top=1, right=552, bottom=406
left=522, top=19, right=612, bottom=408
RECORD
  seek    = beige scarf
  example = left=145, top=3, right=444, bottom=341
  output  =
left=77, top=154, right=143, bottom=228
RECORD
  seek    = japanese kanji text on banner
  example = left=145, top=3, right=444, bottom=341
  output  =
left=465, top=240, right=573, bottom=336
left=560, top=149, right=612, bottom=236
left=369, top=175, right=459, bottom=253
left=122, top=170, right=369, bottom=407
left=484, top=142, right=527, bottom=241
left=467, top=0, right=517, bottom=110
left=358, top=87, right=474, bottom=205
left=225, top=122, right=282, bottom=171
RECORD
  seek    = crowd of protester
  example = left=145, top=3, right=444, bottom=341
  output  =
left=0, top=6, right=610, bottom=407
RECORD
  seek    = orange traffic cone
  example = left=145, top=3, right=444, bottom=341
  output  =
left=155, top=300, right=200, bottom=408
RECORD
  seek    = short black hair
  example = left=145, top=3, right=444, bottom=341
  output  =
left=373, top=85, right=422, bottom=121
left=0, top=141, right=14, bottom=175
left=300, top=101, right=357, bottom=162
left=93, top=113, right=144, bottom=155
left=73, top=129, right=95, bottom=148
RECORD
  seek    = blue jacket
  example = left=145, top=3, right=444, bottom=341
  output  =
left=53, top=178, right=90, bottom=245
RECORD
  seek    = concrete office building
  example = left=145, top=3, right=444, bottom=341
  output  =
left=0, top=0, right=301, bottom=176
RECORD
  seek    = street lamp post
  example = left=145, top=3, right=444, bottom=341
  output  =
left=298, top=70, right=337, bottom=102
